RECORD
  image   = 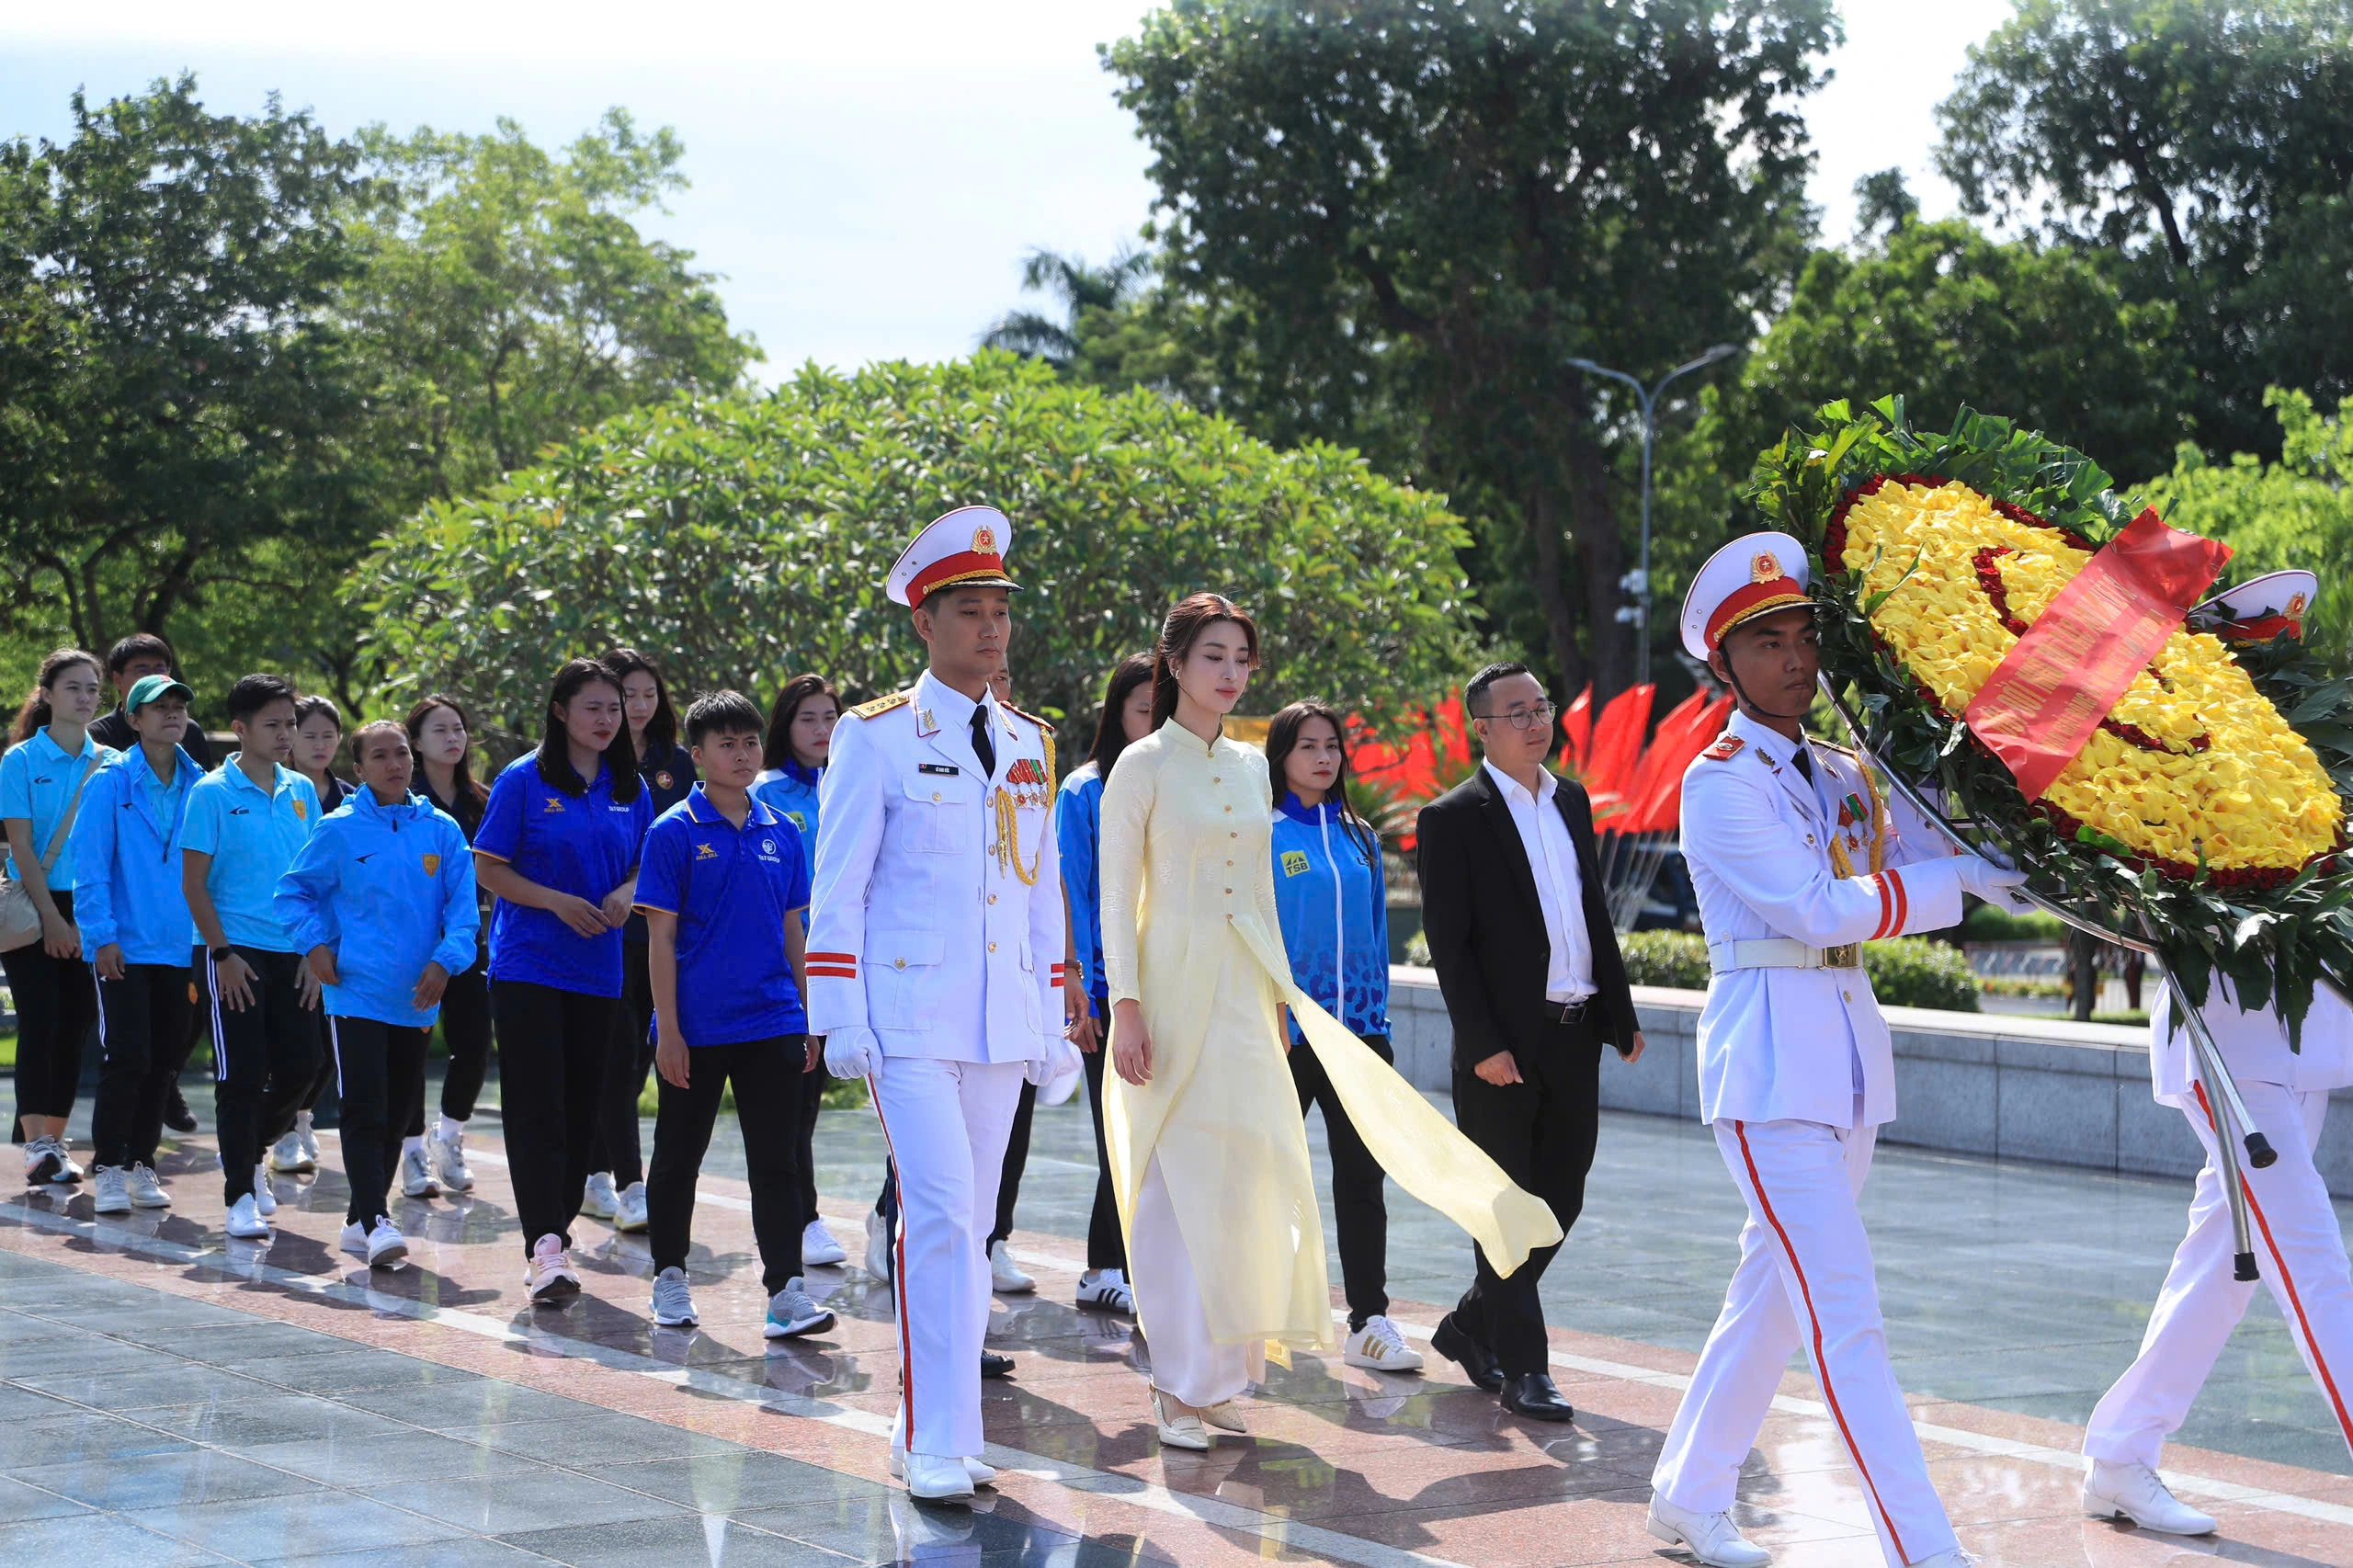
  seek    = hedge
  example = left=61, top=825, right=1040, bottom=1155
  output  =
left=1620, top=930, right=1980, bottom=1011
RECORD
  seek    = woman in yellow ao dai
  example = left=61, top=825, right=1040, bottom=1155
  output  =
left=1099, top=594, right=1562, bottom=1449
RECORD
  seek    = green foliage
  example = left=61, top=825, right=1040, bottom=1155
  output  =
left=1103, top=0, right=1836, bottom=699
left=1862, top=937, right=1982, bottom=1013
left=980, top=247, right=1155, bottom=369
left=353, top=352, right=1482, bottom=744
left=1936, top=0, right=2353, bottom=458
left=1961, top=903, right=2068, bottom=943
left=2145, top=389, right=2353, bottom=675
left=1620, top=930, right=1712, bottom=990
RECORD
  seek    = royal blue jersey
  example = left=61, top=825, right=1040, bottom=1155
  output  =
left=475, top=753, right=652, bottom=998
left=633, top=787, right=811, bottom=1045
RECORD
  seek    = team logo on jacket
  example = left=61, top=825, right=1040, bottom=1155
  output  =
left=422, top=854, right=440, bottom=876
left=293, top=800, right=307, bottom=819
left=654, top=770, right=674, bottom=790
left=695, top=842, right=720, bottom=860
left=541, top=796, right=564, bottom=813
left=1281, top=850, right=1310, bottom=877
left=785, top=812, right=807, bottom=830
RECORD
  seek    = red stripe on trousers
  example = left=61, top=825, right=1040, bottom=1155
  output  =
left=1732, top=1119, right=1911, bottom=1562
left=866, top=1074, right=916, bottom=1450
left=2191, top=1084, right=2353, bottom=1450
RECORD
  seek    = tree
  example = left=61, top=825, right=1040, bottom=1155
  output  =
left=979, top=246, right=1155, bottom=368
left=0, top=75, right=372, bottom=657
left=2146, top=388, right=2353, bottom=674
left=1103, top=0, right=1836, bottom=701
left=1937, top=0, right=2353, bottom=457
left=352, top=353, right=1482, bottom=744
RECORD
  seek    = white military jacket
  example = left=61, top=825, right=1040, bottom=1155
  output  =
left=806, top=669, right=1065, bottom=1064
left=2150, top=979, right=2353, bottom=1108
left=1681, top=709, right=1971, bottom=1128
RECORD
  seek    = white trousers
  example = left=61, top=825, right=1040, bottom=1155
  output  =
left=1131, top=1153, right=1262, bottom=1408
left=1654, top=1115, right=1959, bottom=1568
left=2085, top=1080, right=2353, bottom=1468
left=869, top=1056, right=1025, bottom=1460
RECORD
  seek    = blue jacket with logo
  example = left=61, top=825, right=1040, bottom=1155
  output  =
left=274, top=788, right=480, bottom=1028
left=1269, top=793, right=1391, bottom=1041
left=68, top=744, right=200, bottom=966
left=1056, top=761, right=1107, bottom=1011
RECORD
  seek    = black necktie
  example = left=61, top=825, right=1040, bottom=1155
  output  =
left=970, top=705, right=996, bottom=780
left=1790, top=744, right=1814, bottom=783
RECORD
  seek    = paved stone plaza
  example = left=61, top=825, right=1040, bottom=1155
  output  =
left=0, top=1080, right=2343, bottom=1566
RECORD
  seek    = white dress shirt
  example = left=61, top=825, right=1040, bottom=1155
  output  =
left=1482, top=760, right=1595, bottom=1004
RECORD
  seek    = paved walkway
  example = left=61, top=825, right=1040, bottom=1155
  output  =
left=0, top=1078, right=2342, bottom=1566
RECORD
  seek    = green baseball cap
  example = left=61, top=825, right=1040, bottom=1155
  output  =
left=125, top=673, right=195, bottom=713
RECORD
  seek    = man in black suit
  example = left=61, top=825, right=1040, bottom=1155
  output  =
left=1415, top=661, right=1643, bottom=1421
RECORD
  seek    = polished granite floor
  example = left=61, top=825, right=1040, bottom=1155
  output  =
left=0, top=1070, right=2341, bottom=1566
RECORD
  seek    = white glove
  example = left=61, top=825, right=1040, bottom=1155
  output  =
left=1026, top=1033, right=1080, bottom=1088
left=823, top=1026, right=883, bottom=1080
left=1955, top=855, right=2030, bottom=907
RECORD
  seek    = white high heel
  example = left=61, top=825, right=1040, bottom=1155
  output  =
left=1151, top=1386, right=1211, bottom=1450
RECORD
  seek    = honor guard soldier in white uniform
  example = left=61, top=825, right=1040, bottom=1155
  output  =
left=2079, top=971, right=2353, bottom=1532
left=1646, top=534, right=2028, bottom=1568
left=807, top=506, right=1079, bottom=1503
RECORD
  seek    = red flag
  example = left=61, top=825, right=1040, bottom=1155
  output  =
left=1583, top=684, right=1654, bottom=800
left=1631, top=694, right=1733, bottom=832
left=1559, top=685, right=1593, bottom=768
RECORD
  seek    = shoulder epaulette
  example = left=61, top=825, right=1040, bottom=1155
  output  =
left=1001, top=700, right=1054, bottom=734
left=846, top=690, right=913, bottom=721
left=1700, top=735, right=1745, bottom=761
left=1813, top=738, right=1858, bottom=759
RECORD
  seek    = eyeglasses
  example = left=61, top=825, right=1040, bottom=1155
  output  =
left=1475, top=704, right=1556, bottom=731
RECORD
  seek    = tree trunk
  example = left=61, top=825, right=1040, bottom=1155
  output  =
left=1565, top=431, right=1631, bottom=705
left=1526, top=479, right=1585, bottom=703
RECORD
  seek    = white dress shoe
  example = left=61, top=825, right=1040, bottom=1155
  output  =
left=1150, top=1387, right=1211, bottom=1450
left=1904, top=1551, right=1982, bottom=1568
left=2083, top=1460, right=2217, bottom=1535
left=888, top=1441, right=997, bottom=1486
left=988, top=1239, right=1034, bottom=1293
left=900, top=1450, right=974, bottom=1501
left=1199, top=1399, right=1249, bottom=1434
left=1646, top=1494, right=1772, bottom=1568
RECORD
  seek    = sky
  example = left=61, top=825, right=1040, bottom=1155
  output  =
left=2, top=1, right=2018, bottom=380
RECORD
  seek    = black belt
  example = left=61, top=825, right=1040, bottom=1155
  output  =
left=1546, top=997, right=1592, bottom=1026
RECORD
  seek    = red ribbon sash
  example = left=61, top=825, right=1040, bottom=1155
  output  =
left=1963, top=509, right=2230, bottom=801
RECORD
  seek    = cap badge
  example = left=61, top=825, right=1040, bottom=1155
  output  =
left=2289, top=591, right=2310, bottom=616
left=1751, top=551, right=1780, bottom=585
left=972, top=523, right=998, bottom=555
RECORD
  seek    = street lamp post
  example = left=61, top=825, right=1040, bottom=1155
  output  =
left=1566, top=344, right=1739, bottom=687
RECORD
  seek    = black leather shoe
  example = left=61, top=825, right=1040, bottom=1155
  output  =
left=164, top=1088, right=198, bottom=1134
left=1430, top=1312, right=1504, bottom=1392
left=1499, top=1371, right=1574, bottom=1422
left=980, top=1351, right=1015, bottom=1380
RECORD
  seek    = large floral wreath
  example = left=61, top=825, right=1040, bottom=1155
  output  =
left=1750, top=399, right=2353, bottom=1034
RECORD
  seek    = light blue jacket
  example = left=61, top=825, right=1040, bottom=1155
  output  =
left=753, top=759, right=823, bottom=932
left=1056, top=761, right=1107, bottom=1011
left=68, top=744, right=200, bottom=966
left=274, top=788, right=480, bottom=1028
left=1269, top=793, right=1391, bottom=1040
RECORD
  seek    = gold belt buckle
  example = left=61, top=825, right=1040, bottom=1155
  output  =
left=1823, top=943, right=1859, bottom=969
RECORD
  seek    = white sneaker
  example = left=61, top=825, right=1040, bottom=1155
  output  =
left=430, top=1125, right=473, bottom=1191
left=1343, top=1315, right=1426, bottom=1372
left=580, top=1170, right=619, bottom=1220
left=1150, top=1387, right=1211, bottom=1450
left=91, top=1165, right=131, bottom=1214
left=51, top=1142, right=83, bottom=1183
left=267, top=1127, right=313, bottom=1175
left=613, top=1180, right=649, bottom=1233
left=801, top=1217, right=847, bottom=1267
left=126, top=1164, right=169, bottom=1209
left=989, top=1239, right=1034, bottom=1293
left=365, top=1215, right=407, bottom=1268
left=865, top=1207, right=893, bottom=1287
left=651, top=1265, right=699, bottom=1326
left=525, top=1233, right=579, bottom=1301
left=224, top=1193, right=269, bottom=1240
left=296, top=1109, right=320, bottom=1168
left=249, top=1166, right=278, bottom=1218
left=400, top=1142, right=439, bottom=1199
left=339, top=1220, right=369, bottom=1258
left=1076, top=1268, right=1134, bottom=1313
left=2083, top=1460, right=2217, bottom=1535
left=1646, top=1495, right=1772, bottom=1568
left=23, top=1135, right=66, bottom=1187
left=900, top=1450, right=974, bottom=1502
left=764, top=1278, right=837, bottom=1338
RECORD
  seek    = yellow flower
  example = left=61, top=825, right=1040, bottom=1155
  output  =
left=1838, top=479, right=2341, bottom=872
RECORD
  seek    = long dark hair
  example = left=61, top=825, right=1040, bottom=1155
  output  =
left=763, top=674, right=841, bottom=772
left=601, top=646, right=679, bottom=754
left=1086, top=653, right=1155, bottom=778
left=10, top=648, right=101, bottom=744
left=404, top=692, right=489, bottom=821
left=1266, top=700, right=1379, bottom=868
left=538, top=659, right=642, bottom=801
left=1150, top=593, right=1261, bottom=729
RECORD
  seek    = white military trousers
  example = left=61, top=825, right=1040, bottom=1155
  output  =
left=2085, top=1080, right=2353, bottom=1469
left=869, top=1055, right=1025, bottom=1460
left=1653, top=1112, right=1960, bottom=1568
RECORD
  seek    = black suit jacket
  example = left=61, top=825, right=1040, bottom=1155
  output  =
left=1415, top=765, right=1639, bottom=1071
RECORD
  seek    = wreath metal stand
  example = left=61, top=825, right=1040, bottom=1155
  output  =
left=1820, top=677, right=2280, bottom=1283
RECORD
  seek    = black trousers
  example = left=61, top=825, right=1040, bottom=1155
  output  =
left=91, top=962, right=193, bottom=1169
left=986, top=1080, right=1040, bottom=1247
left=426, top=949, right=494, bottom=1127
left=793, top=1050, right=824, bottom=1220
left=493, top=979, right=619, bottom=1257
left=329, top=1017, right=426, bottom=1225
left=1294, top=1030, right=1394, bottom=1331
left=1080, top=994, right=1126, bottom=1272
left=4, top=888, right=95, bottom=1124
left=207, top=947, right=323, bottom=1202
left=649, top=1034, right=807, bottom=1295
left=1449, top=1017, right=1602, bottom=1375
left=586, top=938, right=654, bottom=1188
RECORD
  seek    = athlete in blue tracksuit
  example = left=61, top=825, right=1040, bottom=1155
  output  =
left=276, top=726, right=479, bottom=1265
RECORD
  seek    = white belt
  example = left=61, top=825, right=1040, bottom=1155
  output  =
left=1709, top=937, right=1862, bottom=973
